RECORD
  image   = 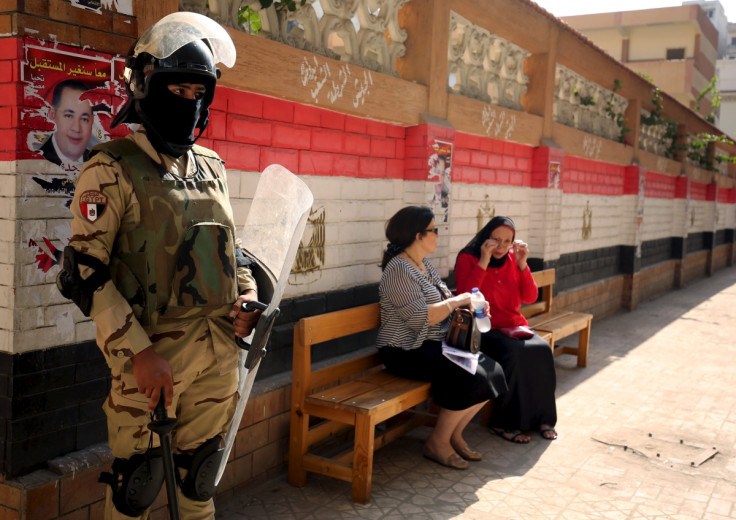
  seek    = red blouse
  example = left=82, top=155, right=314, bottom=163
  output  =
left=454, top=251, right=538, bottom=328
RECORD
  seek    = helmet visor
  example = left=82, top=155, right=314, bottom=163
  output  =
left=134, top=12, right=236, bottom=68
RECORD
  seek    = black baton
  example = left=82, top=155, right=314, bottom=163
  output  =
left=148, top=389, right=180, bottom=520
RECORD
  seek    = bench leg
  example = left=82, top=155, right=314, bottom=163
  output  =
left=577, top=322, right=591, bottom=367
left=351, top=414, right=375, bottom=504
left=288, top=410, right=308, bottom=487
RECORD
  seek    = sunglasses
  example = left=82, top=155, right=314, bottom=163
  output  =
left=423, top=227, right=439, bottom=235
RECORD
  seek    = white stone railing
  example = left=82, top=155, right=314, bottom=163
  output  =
left=182, top=0, right=409, bottom=76
left=554, top=64, right=628, bottom=142
left=639, top=109, right=674, bottom=158
left=447, top=11, right=530, bottom=111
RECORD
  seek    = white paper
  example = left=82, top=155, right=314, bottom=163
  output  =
left=441, top=342, right=479, bottom=375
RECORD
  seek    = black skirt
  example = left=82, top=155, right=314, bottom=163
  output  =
left=378, top=340, right=508, bottom=411
left=481, top=330, right=557, bottom=430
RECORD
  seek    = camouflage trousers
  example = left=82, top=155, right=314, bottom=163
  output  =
left=103, top=318, right=239, bottom=520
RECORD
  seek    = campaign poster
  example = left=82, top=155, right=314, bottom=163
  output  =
left=428, top=140, right=453, bottom=226
left=21, top=38, right=131, bottom=274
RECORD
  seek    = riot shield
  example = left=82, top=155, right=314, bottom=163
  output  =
left=215, top=164, right=313, bottom=486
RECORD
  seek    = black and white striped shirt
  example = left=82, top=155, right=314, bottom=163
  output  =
left=377, top=256, right=451, bottom=350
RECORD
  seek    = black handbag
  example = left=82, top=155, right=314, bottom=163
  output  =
left=445, top=307, right=481, bottom=354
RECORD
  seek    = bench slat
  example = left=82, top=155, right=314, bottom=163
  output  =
left=306, top=374, right=429, bottom=416
left=303, top=454, right=353, bottom=482
left=533, top=312, right=592, bottom=340
left=520, top=301, right=546, bottom=318
left=308, top=380, right=382, bottom=406
left=346, top=378, right=430, bottom=414
left=526, top=310, right=573, bottom=329
left=299, top=303, right=380, bottom=346
left=310, top=353, right=381, bottom=390
left=533, top=268, right=555, bottom=288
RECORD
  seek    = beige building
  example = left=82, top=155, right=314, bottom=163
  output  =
left=562, top=4, right=720, bottom=119
left=717, top=22, right=736, bottom=138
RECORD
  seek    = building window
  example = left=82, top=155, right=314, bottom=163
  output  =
left=666, top=48, right=685, bottom=60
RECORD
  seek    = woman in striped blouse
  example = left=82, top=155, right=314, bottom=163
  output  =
left=377, top=206, right=508, bottom=470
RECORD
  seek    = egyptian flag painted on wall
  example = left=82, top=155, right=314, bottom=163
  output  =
left=79, top=190, right=107, bottom=222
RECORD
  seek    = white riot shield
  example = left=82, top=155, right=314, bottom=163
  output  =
left=215, top=164, right=313, bottom=485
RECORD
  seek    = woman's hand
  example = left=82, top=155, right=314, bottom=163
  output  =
left=230, top=289, right=261, bottom=338
left=453, top=292, right=472, bottom=309
left=513, top=239, right=529, bottom=270
left=454, top=292, right=490, bottom=316
left=478, top=239, right=495, bottom=269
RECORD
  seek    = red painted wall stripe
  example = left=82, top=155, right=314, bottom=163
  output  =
left=645, top=171, right=677, bottom=199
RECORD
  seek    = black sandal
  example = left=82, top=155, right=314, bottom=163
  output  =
left=540, top=427, right=558, bottom=440
left=492, top=428, right=530, bottom=444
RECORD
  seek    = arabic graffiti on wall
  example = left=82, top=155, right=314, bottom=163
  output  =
left=300, top=56, right=373, bottom=108
left=582, top=136, right=603, bottom=160
left=481, top=106, right=516, bottom=140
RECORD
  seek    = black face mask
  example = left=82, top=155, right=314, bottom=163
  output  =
left=138, top=78, right=207, bottom=157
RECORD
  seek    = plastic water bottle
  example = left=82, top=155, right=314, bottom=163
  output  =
left=470, top=287, right=491, bottom=333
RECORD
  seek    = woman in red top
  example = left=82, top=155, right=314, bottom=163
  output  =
left=454, top=216, right=557, bottom=443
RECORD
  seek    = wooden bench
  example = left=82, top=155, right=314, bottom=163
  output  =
left=287, top=303, right=434, bottom=504
left=522, top=268, right=593, bottom=367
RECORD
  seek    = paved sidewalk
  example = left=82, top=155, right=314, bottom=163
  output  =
left=216, top=267, right=736, bottom=520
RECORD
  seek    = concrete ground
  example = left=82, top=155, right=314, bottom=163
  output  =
left=215, top=267, right=736, bottom=520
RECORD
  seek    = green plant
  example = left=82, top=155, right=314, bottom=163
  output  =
left=604, top=79, right=630, bottom=144
left=686, top=133, right=735, bottom=171
left=637, top=74, right=680, bottom=158
left=238, top=6, right=262, bottom=34
left=237, top=0, right=307, bottom=34
left=695, top=77, right=720, bottom=124
left=573, top=88, right=595, bottom=106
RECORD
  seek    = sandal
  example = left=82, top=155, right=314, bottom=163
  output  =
left=540, top=427, right=558, bottom=440
left=491, top=428, right=530, bottom=444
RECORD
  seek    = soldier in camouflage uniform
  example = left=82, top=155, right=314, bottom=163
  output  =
left=58, top=13, right=257, bottom=520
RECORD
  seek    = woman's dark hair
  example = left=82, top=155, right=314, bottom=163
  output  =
left=381, top=206, right=434, bottom=270
left=457, top=215, right=516, bottom=258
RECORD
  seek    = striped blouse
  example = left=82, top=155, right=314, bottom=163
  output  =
left=377, top=255, right=452, bottom=350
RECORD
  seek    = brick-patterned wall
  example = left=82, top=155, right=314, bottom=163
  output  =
left=681, top=250, right=710, bottom=286
left=633, top=260, right=679, bottom=305
left=711, top=243, right=732, bottom=272
left=5, top=1, right=135, bottom=57
left=642, top=197, right=679, bottom=243
left=555, top=275, right=625, bottom=322
left=0, top=341, right=110, bottom=476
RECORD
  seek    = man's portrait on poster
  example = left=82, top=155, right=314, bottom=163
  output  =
left=39, top=79, right=94, bottom=167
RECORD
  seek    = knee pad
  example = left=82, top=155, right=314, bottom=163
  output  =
left=175, top=436, right=224, bottom=502
left=99, top=449, right=164, bottom=517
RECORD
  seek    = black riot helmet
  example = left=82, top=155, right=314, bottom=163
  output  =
left=112, top=12, right=236, bottom=156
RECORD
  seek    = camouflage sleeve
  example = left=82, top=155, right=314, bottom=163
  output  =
left=237, top=266, right=257, bottom=295
left=69, top=152, right=152, bottom=367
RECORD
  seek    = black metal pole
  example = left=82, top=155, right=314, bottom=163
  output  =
left=148, top=390, right=180, bottom=520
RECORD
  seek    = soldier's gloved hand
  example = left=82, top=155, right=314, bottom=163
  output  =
left=230, top=289, right=261, bottom=338
left=131, top=347, right=174, bottom=411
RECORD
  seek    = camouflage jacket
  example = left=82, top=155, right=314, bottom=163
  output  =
left=69, top=130, right=256, bottom=369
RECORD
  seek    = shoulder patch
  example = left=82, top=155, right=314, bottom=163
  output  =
left=79, top=190, right=108, bottom=223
